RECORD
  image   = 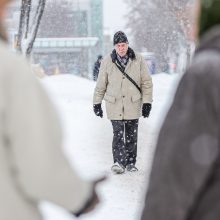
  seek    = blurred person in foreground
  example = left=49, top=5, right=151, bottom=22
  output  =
left=93, top=31, right=153, bottom=174
left=142, top=0, right=220, bottom=219
left=0, top=0, right=104, bottom=219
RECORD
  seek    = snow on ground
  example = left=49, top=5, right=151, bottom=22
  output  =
left=39, top=73, right=180, bottom=220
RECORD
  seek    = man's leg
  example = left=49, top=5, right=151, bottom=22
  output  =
left=125, top=119, right=139, bottom=170
left=111, top=120, right=127, bottom=168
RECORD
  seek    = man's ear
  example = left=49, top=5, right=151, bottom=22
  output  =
left=0, top=5, right=6, bottom=19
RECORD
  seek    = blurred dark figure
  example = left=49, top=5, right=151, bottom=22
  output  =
left=147, top=59, right=156, bottom=74
left=162, top=61, right=169, bottom=73
left=142, top=0, right=220, bottom=220
left=93, top=55, right=103, bottom=81
left=0, top=0, right=104, bottom=219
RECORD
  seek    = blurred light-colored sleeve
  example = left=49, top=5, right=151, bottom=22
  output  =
left=4, top=57, right=93, bottom=213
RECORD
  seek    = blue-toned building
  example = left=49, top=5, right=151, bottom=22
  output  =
left=32, top=0, right=104, bottom=77
left=6, top=0, right=104, bottom=77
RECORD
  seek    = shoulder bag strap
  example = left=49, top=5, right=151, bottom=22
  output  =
left=114, top=59, right=142, bottom=94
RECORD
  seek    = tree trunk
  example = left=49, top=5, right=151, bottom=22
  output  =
left=17, top=0, right=46, bottom=56
left=17, top=0, right=26, bottom=52
left=26, top=0, right=46, bottom=56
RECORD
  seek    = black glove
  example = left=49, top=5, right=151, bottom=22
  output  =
left=142, top=103, right=152, bottom=118
left=93, top=104, right=103, bottom=118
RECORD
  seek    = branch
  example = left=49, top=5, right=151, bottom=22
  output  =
left=17, top=0, right=26, bottom=51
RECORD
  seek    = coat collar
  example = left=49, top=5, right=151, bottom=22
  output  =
left=111, top=47, right=136, bottom=64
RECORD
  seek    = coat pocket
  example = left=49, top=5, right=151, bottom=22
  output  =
left=104, top=94, right=116, bottom=103
left=131, top=94, right=142, bottom=102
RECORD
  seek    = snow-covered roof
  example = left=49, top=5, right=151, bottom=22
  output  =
left=34, top=37, right=99, bottom=48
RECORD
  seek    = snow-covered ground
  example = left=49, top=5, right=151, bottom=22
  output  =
left=39, top=73, right=180, bottom=220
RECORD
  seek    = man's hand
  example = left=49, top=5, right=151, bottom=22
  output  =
left=93, top=104, right=103, bottom=118
left=142, top=103, right=152, bottom=118
left=73, top=176, right=106, bottom=217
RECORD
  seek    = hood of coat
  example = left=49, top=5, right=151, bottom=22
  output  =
left=111, top=47, right=136, bottom=63
left=196, top=25, right=220, bottom=54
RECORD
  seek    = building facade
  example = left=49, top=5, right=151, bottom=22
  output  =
left=35, top=0, right=103, bottom=77
left=6, top=0, right=103, bottom=78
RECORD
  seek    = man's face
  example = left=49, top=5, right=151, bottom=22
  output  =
left=115, top=42, right=129, bottom=57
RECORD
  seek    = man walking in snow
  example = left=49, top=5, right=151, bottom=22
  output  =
left=93, top=31, right=153, bottom=174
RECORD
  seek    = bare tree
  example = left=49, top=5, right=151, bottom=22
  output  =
left=17, top=0, right=46, bottom=56
left=125, top=0, right=194, bottom=72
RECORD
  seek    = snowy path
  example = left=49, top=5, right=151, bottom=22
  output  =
left=39, top=73, right=179, bottom=220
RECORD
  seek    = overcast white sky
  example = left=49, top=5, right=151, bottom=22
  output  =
left=8, top=0, right=129, bottom=38
left=103, top=0, right=128, bottom=36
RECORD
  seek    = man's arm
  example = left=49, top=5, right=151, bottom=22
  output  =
left=140, top=55, right=153, bottom=104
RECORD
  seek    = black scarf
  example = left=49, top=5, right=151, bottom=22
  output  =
left=116, top=54, right=128, bottom=69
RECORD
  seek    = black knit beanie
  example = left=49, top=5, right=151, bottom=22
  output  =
left=199, top=0, right=220, bottom=37
left=113, top=31, right=129, bottom=45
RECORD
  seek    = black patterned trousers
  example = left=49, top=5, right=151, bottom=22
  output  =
left=111, top=119, right=139, bottom=167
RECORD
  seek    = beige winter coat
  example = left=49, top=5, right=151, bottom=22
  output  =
left=93, top=52, right=153, bottom=120
left=0, top=40, right=92, bottom=220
